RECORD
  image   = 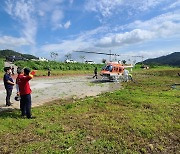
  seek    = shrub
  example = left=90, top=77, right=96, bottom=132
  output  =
left=15, top=61, right=104, bottom=71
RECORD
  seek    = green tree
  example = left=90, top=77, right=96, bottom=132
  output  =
left=122, top=60, right=126, bottom=64
left=65, top=53, right=72, bottom=60
left=102, top=58, right=106, bottom=64
left=79, top=55, right=85, bottom=63
left=50, top=52, right=58, bottom=61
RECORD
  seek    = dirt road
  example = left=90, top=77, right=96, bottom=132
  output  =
left=0, top=75, right=121, bottom=111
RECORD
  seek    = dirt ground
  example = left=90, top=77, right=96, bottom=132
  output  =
left=0, top=75, right=121, bottom=111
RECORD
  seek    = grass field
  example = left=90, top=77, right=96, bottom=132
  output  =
left=0, top=58, right=4, bottom=71
left=0, top=59, right=4, bottom=78
left=0, top=67, right=180, bottom=153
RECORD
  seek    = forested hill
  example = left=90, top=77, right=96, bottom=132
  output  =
left=0, top=49, right=38, bottom=60
left=143, top=52, right=180, bottom=66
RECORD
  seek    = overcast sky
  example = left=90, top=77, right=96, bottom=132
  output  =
left=0, top=0, right=180, bottom=62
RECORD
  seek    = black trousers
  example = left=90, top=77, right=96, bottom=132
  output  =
left=6, top=88, right=12, bottom=106
left=93, top=73, right=98, bottom=79
left=20, top=94, right=32, bottom=118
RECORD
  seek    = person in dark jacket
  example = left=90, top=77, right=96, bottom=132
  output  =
left=48, top=68, right=51, bottom=76
left=3, top=67, right=15, bottom=106
left=93, top=67, right=98, bottom=79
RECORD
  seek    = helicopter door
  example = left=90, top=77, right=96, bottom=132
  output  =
left=119, top=67, right=124, bottom=73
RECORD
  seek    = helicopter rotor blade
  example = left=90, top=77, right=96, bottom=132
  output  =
left=74, top=51, right=120, bottom=56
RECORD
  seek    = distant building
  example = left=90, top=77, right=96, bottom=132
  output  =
left=6, top=56, right=27, bottom=62
left=141, top=65, right=149, bottom=69
left=85, top=60, right=95, bottom=64
left=38, top=57, right=48, bottom=62
left=65, top=59, right=77, bottom=63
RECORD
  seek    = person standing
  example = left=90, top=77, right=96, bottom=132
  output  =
left=128, top=73, right=134, bottom=82
left=48, top=68, right=51, bottom=76
left=3, top=67, right=15, bottom=106
left=93, top=67, right=98, bottom=79
left=123, top=69, right=129, bottom=82
left=15, top=67, right=23, bottom=109
left=11, top=66, right=15, bottom=75
left=17, top=68, right=35, bottom=119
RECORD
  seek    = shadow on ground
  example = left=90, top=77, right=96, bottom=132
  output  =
left=0, top=108, right=20, bottom=119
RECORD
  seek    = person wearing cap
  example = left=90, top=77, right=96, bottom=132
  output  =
left=17, top=68, right=35, bottom=119
left=3, top=67, right=15, bottom=106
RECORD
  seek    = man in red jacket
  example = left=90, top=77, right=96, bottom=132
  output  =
left=17, top=68, right=35, bottom=119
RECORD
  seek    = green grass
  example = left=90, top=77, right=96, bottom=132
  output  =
left=0, top=59, right=4, bottom=78
left=0, top=67, right=180, bottom=153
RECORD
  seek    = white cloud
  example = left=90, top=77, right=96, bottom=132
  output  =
left=85, top=0, right=123, bottom=17
left=135, top=0, right=165, bottom=11
left=51, top=10, right=64, bottom=24
left=40, top=27, right=108, bottom=54
left=128, top=12, right=180, bottom=30
left=41, top=40, right=87, bottom=53
left=34, top=0, right=66, bottom=30
left=2, top=0, right=179, bottom=61
left=85, top=0, right=165, bottom=18
left=51, top=9, right=64, bottom=30
left=96, top=29, right=155, bottom=47
left=41, top=37, right=91, bottom=53
left=168, top=0, right=180, bottom=9
left=96, top=11, right=180, bottom=47
left=4, top=0, right=66, bottom=42
left=0, top=36, right=30, bottom=47
left=64, top=21, right=71, bottom=29
left=36, top=0, right=63, bottom=16
left=5, top=0, right=37, bottom=44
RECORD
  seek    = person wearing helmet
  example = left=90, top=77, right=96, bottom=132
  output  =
left=17, top=68, right=35, bottom=119
left=128, top=73, right=134, bottom=82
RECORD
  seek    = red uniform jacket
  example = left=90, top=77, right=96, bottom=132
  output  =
left=17, top=74, right=33, bottom=96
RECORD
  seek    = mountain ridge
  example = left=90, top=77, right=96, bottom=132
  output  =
left=0, top=49, right=38, bottom=60
left=143, top=52, right=180, bottom=66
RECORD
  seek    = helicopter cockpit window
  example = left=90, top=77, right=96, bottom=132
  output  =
left=105, top=65, right=113, bottom=72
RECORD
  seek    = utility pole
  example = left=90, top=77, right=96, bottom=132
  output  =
left=109, top=50, right=111, bottom=62
left=141, top=56, right=144, bottom=65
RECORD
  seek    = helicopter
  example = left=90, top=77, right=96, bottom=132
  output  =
left=74, top=50, right=134, bottom=81
left=100, top=61, right=133, bottom=81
